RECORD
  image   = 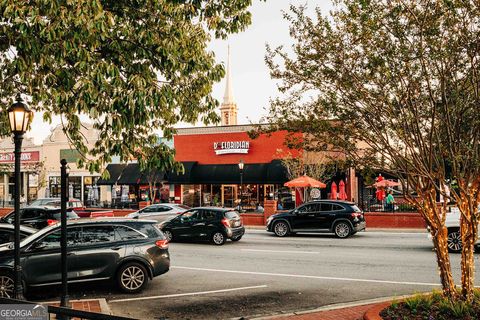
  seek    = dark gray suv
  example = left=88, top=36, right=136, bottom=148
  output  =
left=0, top=218, right=170, bottom=297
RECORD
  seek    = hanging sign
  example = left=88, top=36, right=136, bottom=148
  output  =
left=213, top=141, right=250, bottom=155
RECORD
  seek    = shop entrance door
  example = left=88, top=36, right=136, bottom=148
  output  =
left=222, top=185, right=237, bottom=208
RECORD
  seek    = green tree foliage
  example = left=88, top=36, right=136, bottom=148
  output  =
left=264, top=1, right=480, bottom=301
left=0, top=0, right=258, bottom=171
left=135, top=140, right=183, bottom=203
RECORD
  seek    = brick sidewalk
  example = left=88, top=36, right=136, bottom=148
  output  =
left=46, top=299, right=111, bottom=319
left=268, top=303, right=375, bottom=320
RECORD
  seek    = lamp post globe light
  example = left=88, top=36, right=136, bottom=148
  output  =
left=7, top=94, right=33, bottom=299
left=238, top=160, right=244, bottom=212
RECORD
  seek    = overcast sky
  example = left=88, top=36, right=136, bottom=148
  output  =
left=26, top=1, right=333, bottom=145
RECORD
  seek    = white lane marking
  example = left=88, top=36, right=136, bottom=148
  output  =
left=244, top=237, right=333, bottom=242
left=172, top=266, right=440, bottom=287
left=109, top=285, right=268, bottom=303
left=241, top=249, right=319, bottom=254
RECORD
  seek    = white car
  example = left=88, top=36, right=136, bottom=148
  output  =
left=443, top=207, right=479, bottom=253
left=127, top=203, right=190, bottom=222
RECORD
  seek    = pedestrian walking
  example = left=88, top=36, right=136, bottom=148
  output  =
left=386, top=190, right=395, bottom=212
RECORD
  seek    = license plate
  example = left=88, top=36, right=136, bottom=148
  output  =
left=234, top=221, right=241, bottom=227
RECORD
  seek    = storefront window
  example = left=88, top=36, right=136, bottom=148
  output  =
left=68, top=176, right=82, bottom=200
left=182, top=184, right=201, bottom=207
left=211, top=185, right=221, bottom=206
left=84, top=176, right=100, bottom=206
left=49, top=176, right=61, bottom=198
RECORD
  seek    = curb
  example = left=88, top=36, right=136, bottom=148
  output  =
left=247, top=295, right=413, bottom=320
left=363, top=302, right=391, bottom=320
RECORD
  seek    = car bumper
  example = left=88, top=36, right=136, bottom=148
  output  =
left=226, top=226, right=245, bottom=239
left=151, top=250, right=170, bottom=277
left=354, top=221, right=366, bottom=232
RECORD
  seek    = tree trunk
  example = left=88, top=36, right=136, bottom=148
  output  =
left=460, top=216, right=477, bottom=301
left=430, top=225, right=458, bottom=300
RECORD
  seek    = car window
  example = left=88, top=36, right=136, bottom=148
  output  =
left=181, top=210, right=200, bottom=222
left=129, top=222, right=163, bottom=238
left=201, top=210, right=217, bottom=221
left=224, top=211, right=239, bottom=219
left=33, top=227, right=82, bottom=250
left=142, top=206, right=158, bottom=213
left=351, top=205, right=362, bottom=212
left=115, top=226, right=146, bottom=240
left=51, top=211, right=79, bottom=220
left=320, top=203, right=333, bottom=211
left=298, top=204, right=318, bottom=213
left=332, top=204, right=344, bottom=211
left=159, top=206, right=172, bottom=212
left=22, top=209, right=41, bottom=220
left=81, top=226, right=115, bottom=244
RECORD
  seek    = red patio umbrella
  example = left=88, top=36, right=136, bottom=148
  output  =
left=330, top=181, right=337, bottom=200
left=338, top=180, right=347, bottom=200
left=284, top=175, right=326, bottom=188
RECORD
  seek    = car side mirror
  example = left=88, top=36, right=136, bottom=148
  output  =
left=29, top=242, right=47, bottom=251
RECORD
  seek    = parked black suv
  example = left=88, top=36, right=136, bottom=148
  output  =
left=159, top=207, right=245, bottom=245
left=266, top=200, right=366, bottom=238
left=0, top=218, right=170, bottom=297
left=0, top=206, right=79, bottom=229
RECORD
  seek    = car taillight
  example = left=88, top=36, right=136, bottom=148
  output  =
left=155, top=239, right=169, bottom=249
left=221, top=218, right=231, bottom=228
left=351, top=212, right=362, bottom=218
left=47, top=219, right=58, bottom=225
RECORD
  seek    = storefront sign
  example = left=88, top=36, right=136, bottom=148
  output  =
left=213, top=141, right=250, bottom=155
left=0, top=151, right=39, bottom=163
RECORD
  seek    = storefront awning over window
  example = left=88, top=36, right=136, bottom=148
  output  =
left=265, top=160, right=289, bottom=184
left=167, top=161, right=197, bottom=183
left=117, top=163, right=166, bottom=185
left=97, top=164, right=127, bottom=185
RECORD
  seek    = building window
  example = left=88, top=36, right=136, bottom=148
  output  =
left=84, top=176, right=100, bottom=206
left=49, top=176, right=61, bottom=198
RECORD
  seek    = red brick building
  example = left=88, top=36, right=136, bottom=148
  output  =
left=171, top=125, right=302, bottom=209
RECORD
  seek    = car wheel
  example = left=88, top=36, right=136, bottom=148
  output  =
left=117, top=262, right=149, bottom=293
left=231, top=235, right=242, bottom=242
left=163, top=230, right=173, bottom=242
left=447, top=228, right=462, bottom=253
left=334, top=221, right=352, bottom=238
left=273, top=221, right=290, bottom=237
left=0, top=272, right=14, bottom=298
left=212, top=231, right=226, bottom=245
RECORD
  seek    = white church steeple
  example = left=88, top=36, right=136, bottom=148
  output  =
left=220, top=45, right=238, bottom=125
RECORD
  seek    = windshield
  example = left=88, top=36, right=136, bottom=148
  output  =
left=175, top=204, right=191, bottom=210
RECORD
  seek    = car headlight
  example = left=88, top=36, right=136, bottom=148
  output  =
left=266, top=216, right=274, bottom=224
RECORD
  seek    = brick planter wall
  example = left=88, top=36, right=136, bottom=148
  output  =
left=240, top=213, right=264, bottom=226
left=364, top=212, right=426, bottom=228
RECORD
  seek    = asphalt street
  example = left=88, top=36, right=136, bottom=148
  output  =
left=31, top=229, right=480, bottom=319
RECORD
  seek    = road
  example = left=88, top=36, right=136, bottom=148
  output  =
left=31, top=229, right=480, bottom=319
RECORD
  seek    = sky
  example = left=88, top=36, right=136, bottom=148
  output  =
left=26, top=1, right=334, bottom=145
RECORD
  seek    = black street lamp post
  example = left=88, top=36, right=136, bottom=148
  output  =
left=238, top=160, right=244, bottom=212
left=7, top=95, right=33, bottom=299
left=60, top=159, right=70, bottom=310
